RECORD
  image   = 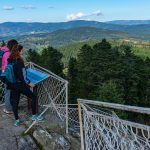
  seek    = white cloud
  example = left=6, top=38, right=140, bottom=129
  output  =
left=21, top=5, right=36, bottom=9
left=3, top=6, right=14, bottom=10
left=66, top=10, right=103, bottom=21
left=66, top=12, right=85, bottom=20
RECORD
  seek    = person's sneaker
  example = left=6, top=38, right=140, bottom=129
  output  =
left=14, top=120, right=21, bottom=127
left=3, top=109, right=13, bottom=114
left=31, top=115, right=44, bottom=121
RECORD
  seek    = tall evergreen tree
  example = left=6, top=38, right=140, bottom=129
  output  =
left=26, top=49, right=40, bottom=65
left=90, top=39, right=121, bottom=98
left=40, top=46, right=64, bottom=76
left=97, top=80, right=124, bottom=104
left=77, top=44, right=94, bottom=98
left=67, top=57, right=79, bottom=104
left=120, top=45, right=140, bottom=105
left=139, top=57, right=150, bottom=107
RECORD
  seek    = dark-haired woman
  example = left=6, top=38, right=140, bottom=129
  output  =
left=1, top=39, right=18, bottom=114
left=8, top=44, right=43, bottom=126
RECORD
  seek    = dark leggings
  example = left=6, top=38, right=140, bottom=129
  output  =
left=11, top=83, right=37, bottom=120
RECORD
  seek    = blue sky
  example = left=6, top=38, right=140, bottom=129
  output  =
left=0, top=0, right=150, bottom=23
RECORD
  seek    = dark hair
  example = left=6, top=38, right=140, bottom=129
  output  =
left=0, top=40, right=6, bottom=47
left=7, top=39, right=18, bottom=50
left=9, top=44, right=23, bottom=61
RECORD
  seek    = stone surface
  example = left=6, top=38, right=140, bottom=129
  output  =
left=67, top=135, right=81, bottom=150
left=0, top=108, right=24, bottom=150
left=18, top=135, right=38, bottom=150
left=33, top=128, right=71, bottom=150
left=0, top=105, right=81, bottom=150
left=0, top=107, right=38, bottom=150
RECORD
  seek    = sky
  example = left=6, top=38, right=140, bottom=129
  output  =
left=0, top=0, right=150, bottom=23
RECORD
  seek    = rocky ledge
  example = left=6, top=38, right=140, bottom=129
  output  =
left=0, top=107, right=80, bottom=150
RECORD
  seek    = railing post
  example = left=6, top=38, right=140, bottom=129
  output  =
left=66, top=82, right=69, bottom=134
left=78, top=99, right=85, bottom=150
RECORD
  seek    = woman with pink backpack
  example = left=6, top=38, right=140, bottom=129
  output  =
left=0, top=39, right=18, bottom=114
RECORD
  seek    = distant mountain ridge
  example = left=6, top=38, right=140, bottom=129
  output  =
left=0, top=20, right=125, bottom=37
left=106, top=20, right=150, bottom=25
left=0, top=20, right=150, bottom=38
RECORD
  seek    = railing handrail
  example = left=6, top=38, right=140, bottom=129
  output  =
left=78, top=98, right=150, bottom=115
left=27, top=62, right=68, bottom=83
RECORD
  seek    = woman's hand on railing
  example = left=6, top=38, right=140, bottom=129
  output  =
left=28, top=82, right=35, bottom=88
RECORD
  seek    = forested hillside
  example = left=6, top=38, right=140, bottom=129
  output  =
left=65, top=39, right=150, bottom=125
left=26, top=39, right=150, bottom=121
left=58, top=40, right=150, bottom=66
left=17, top=27, right=129, bottom=49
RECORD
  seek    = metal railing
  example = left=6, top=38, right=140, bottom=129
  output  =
left=78, top=99, right=150, bottom=150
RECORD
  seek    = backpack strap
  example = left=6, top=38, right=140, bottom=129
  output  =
left=3, top=50, right=10, bottom=54
left=0, top=50, right=10, bottom=56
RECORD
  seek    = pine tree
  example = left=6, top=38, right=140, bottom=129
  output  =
left=26, top=49, right=40, bottom=65
left=77, top=44, right=94, bottom=98
left=139, top=57, right=150, bottom=107
left=97, top=80, right=124, bottom=104
left=119, top=45, right=140, bottom=105
left=67, top=57, right=79, bottom=104
left=40, top=46, right=64, bottom=76
left=89, top=39, right=120, bottom=98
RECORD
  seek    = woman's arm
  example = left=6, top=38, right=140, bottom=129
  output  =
left=22, top=68, right=31, bottom=84
left=14, top=60, right=28, bottom=83
left=14, top=60, right=35, bottom=87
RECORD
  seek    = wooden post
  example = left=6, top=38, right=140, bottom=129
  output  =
left=78, top=99, right=85, bottom=150
left=65, top=82, right=69, bottom=134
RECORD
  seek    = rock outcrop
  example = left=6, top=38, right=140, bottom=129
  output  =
left=0, top=107, right=80, bottom=150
